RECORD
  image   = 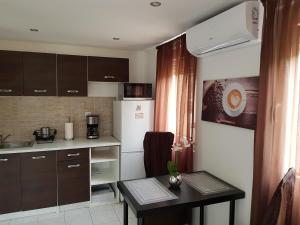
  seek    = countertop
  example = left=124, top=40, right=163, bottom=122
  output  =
left=0, top=136, right=121, bottom=154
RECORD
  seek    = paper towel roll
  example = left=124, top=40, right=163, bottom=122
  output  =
left=65, top=122, right=74, bottom=140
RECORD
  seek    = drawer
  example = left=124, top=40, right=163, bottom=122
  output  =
left=58, top=160, right=89, bottom=177
left=58, top=148, right=89, bottom=162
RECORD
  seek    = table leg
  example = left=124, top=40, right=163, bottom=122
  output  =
left=137, top=217, right=144, bottom=225
left=200, top=205, right=205, bottom=225
left=124, top=201, right=128, bottom=225
left=229, top=200, right=235, bottom=225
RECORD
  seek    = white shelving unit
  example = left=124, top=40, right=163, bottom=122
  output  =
left=90, top=146, right=120, bottom=205
left=91, top=150, right=118, bottom=164
left=91, top=166, right=118, bottom=185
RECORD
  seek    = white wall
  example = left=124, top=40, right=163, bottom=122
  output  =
left=129, top=47, right=157, bottom=95
left=0, top=39, right=157, bottom=97
left=193, top=43, right=261, bottom=225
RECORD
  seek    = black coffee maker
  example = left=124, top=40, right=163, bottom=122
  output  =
left=87, top=115, right=99, bottom=139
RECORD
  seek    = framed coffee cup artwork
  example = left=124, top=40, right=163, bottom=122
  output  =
left=202, top=76, right=259, bottom=130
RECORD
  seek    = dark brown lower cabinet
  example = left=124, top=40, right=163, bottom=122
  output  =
left=0, top=149, right=91, bottom=215
left=0, top=154, right=21, bottom=214
left=58, top=149, right=90, bottom=205
left=21, top=151, right=57, bottom=211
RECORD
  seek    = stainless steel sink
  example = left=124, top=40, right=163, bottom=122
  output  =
left=0, top=141, right=34, bottom=149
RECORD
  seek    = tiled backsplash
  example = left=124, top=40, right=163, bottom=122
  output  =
left=0, top=96, right=114, bottom=141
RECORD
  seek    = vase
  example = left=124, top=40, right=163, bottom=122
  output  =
left=168, top=174, right=182, bottom=189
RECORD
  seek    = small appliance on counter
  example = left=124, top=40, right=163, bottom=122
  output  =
left=33, top=127, right=57, bottom=144
left=87, top=115, right=99, bottom=139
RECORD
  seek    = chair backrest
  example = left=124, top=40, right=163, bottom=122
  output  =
left=143, top=132, right=174, bottom=178
left=262, top=168, right=296, bottom=225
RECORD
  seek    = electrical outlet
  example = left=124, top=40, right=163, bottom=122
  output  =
left=85, top=112, right=92, bottom=117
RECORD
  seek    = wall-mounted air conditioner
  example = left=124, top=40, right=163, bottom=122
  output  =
left=186, top=1, right=260, bottom=57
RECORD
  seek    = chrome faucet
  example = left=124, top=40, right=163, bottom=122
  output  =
left=0, top=134, right=12, bottom=143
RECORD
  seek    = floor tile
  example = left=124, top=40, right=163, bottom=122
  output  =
left=119, top=217, right=137, bottom=225
left=89, top=205, right=119, bottom=225
left=0, top=221, right=10, bottom=225
left=38, top=213, right=65, bottom=225
left=100, top=222, right=121, bottom=225
left=64, top=208, right=92, bottom=225
left=113, top=203, right=135, bottom=221
left=128, top=217, right=137, bottom=225
left=9, top=216, right=38, bottom=225
left=38, top=212, right=62, bottom=220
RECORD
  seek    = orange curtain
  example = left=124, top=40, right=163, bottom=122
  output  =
left=250, top=0, right=300, bottom=225
left=154, top=34, right=197, bottom=172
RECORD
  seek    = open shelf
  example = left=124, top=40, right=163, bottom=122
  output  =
left=91, top=173, right=118, bottom=186
left=90, top=146, right=120, bottom=204
left=91, top=150, right=118, bottom=164
left=91, top=162, right=118, bottom=186
left=90, top=184, right=117, bottom=205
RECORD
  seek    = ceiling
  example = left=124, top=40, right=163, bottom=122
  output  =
left=0, top=0, right=245, bottom=50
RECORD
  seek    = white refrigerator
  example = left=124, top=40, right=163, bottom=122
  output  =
left=113, top=100, right=154, bottom=181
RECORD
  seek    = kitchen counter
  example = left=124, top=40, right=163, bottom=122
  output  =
left=0, top=136, right=120, bottom=154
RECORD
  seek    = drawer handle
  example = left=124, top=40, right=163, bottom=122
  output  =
left=68, top=164, right=80, bottom=168
left=104, top=75, right=116, bottom=79
left=32, top=156, right=46, bottom=160
left=0, top=158, right=8, bottom=162
left=67, top=153, right=80, bottom=157
left=67, top=90, right=79, bottom=94
left=34, top=89, right=47, bottom=93
left=0, top=89, right=13, bottom=93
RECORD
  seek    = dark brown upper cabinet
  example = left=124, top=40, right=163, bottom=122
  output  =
left=57, top=54, right=87, bottom=96
left=0, top=50, right=23, bottom=96
left=23, top=52, right=57, bottom=96
left=88, top=56, right=129, bottom=82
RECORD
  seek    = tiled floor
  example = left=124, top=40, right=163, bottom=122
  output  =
left=0, top=204, right=137, bottom=225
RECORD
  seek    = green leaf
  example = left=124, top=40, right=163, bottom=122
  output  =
left=167, top=161, right=178, bottom=176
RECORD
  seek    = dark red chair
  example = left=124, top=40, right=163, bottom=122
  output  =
left=143, top=131, right=174, bottom=178
left=143, top=131, right=191, bottom=225
left=262, top=168, right=296, bottom=225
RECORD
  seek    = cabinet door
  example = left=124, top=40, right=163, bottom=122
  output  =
left=23, top=52, right=57, bottom=96
left=57, top=54, right=87, bottom=96
left=88, top=56, right=129, bottom=82
left=58, top=149, right=90, bottom=205
left=21, top=151, right=57, bottom=211
left=0, top=154, right=21, bottom=214
left=0, top=51, right=23, bottom=96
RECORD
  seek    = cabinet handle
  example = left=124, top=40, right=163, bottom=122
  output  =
left=67, top=153, right=80, bottom=157
left=104, top=75, right=116, bottom=79
left=0, top=89, right=13, bottom=93
left=67, top=90, right=79, bottom=94
left=32, top=156, right=46, bottom=160
left=68, top=164, right=80, bottom=168
left=0, top=159, right=8, bottom=162
left=34, top=89, right=47, bottom=93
